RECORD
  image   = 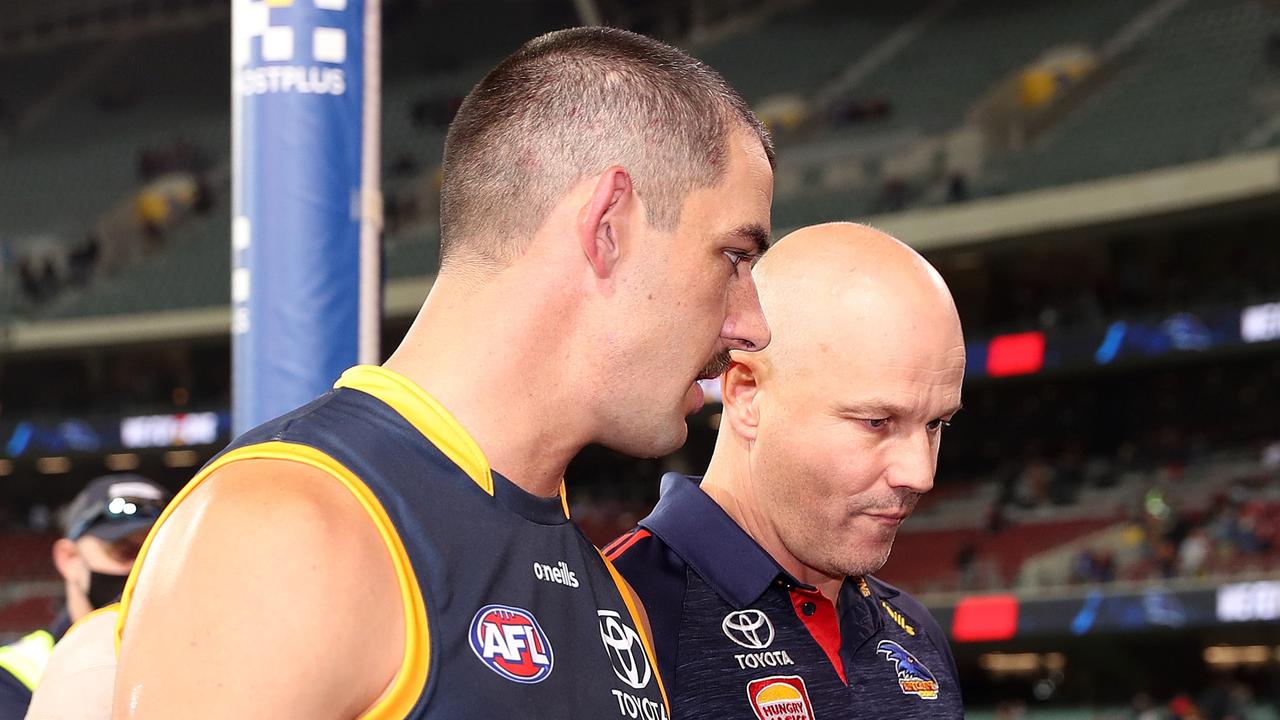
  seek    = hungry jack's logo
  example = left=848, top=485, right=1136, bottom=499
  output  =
left=746, top=675, right=816, bottom=720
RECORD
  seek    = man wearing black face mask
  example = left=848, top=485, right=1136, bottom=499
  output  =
left=0, top=474, right=169, bottom=719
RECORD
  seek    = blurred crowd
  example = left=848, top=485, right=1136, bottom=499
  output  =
left=1070, top=470, right=1280, bottom=586
left=4, top=138, right=216, bottom=311
left=991, top=678, right=1269, bottom=719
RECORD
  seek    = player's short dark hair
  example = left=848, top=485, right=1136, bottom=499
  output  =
left=439, top=26, right=774, bottom=269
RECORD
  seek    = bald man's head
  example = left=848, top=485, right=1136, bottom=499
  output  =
left=715, top=222, right=966, bottom=582
left=744, top=222, right=963, bottom=385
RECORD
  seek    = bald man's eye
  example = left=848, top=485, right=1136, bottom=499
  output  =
left=927, top=419, right=952, bottom=433
left=861, top=418, right=890, bottom=431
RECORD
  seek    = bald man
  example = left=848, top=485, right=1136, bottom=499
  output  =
left=606, top=222, right=966, bottom=719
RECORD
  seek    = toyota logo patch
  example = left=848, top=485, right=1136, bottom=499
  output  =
left=722, top=609, right=775, bottom=650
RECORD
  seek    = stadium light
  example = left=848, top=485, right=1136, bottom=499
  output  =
left=1203, top=645, right=1272, bottom=667
left=35, top=457, right=72, bottom=474
left=163, top=450, right=201, bottom=468
left=105, top=453, right=141, bottom=471
left=978, top=652, right=1042, bottom=675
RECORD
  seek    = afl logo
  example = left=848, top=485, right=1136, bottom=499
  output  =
left=722, top=609, right=775, bottom=650
left=469, top=604, right=554, bottom=684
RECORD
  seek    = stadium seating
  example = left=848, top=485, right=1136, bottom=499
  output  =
left=0, top=532, right=58, bottom=581
left=877, top=518, right=1117, bottom=593
left=694, top=0, right=931, bottom=105
left=0, top=595, right=61, bottom=639
left=35, top=212, right=229, bottom=319
left=831, top=0, right=1154, bottom=136
left=875, top=446, right=1280, bottom=594
left=6, top=1, right=1280, bottom=320
left=986, top=0, right=1280, bottom=194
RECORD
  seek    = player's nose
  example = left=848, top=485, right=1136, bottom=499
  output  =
left=722, top=272, right=770, bottom=352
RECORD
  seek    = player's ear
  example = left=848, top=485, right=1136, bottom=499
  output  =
left=579, top=166, right=634, bottom=279
left=721, top=356, right=762, bottom=441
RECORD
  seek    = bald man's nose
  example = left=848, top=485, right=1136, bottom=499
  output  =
left=885, top=434, right=936, bottom=496
left=722, top=273, right=771, bottom=352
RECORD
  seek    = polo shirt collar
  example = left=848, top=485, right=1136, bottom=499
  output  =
left=639, top=473, right=790, bottom=609
left=640, top=474, right=903, bottom=612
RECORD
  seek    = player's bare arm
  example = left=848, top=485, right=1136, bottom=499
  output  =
left=112, top=460, right=403, bottom=719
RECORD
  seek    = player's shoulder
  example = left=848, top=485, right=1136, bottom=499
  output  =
left=116, top=456, right=405, bottom=717
left=125, top=455, right=397, bottom=638
left=201, top=455, right=366, bottom=517
left=150, top=457, right=366, bottom=564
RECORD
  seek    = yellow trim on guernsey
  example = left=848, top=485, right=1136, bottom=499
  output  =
left=559, top=480, right=572, bottom=519
left=335, top=365, right=495, bottom=496
left=598, top=550, right=672, bottom=712
left=115, top=441, right=430, bottom=720
left=335, top=364, right=570, bottom=518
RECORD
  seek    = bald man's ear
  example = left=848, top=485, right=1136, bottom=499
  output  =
left=721, top=360, right=761, bottom=441
left=579, top=166, right=634, bottom=279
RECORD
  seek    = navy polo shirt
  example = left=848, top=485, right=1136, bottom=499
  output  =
left=606, top=474, right=963, bottom=719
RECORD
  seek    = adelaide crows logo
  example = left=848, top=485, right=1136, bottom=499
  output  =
left=875, top=640, right=939, bottom=700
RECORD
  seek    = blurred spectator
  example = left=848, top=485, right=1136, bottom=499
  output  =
left=1262, top=440, right=1280, bottom=471
left=1177, top=528, right=1212, bottom=577
left=1198, top=673, right=1251, bottom=720
left=18, top=256, right=52, bottom=302
left=1131, top=692, right=1161, bottom=720
left=1015, top=457, right=1053, bottom=508
left=1168, top=694, right=1202, bottom=720
left=66, top=234, right=100, bottom=287
left=1072, top=548, right=1116, bottom=584
left=0, top=475, right=171, bottom=719
left=827, top=95, right=892, bottom=126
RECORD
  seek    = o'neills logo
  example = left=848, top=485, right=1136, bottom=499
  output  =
left=533, top=560, right=579, bottom=588
left=746, top=675, right=816, bottom=720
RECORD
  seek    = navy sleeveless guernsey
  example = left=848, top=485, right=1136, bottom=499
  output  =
left=118, top=365, right=671, bottom=720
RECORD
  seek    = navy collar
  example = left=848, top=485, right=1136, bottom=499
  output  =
left=640, top=473, right=900, bottom=609
left=492, top=469, right=571, bottom=525
left=640, top=473, right=794, bottom=609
